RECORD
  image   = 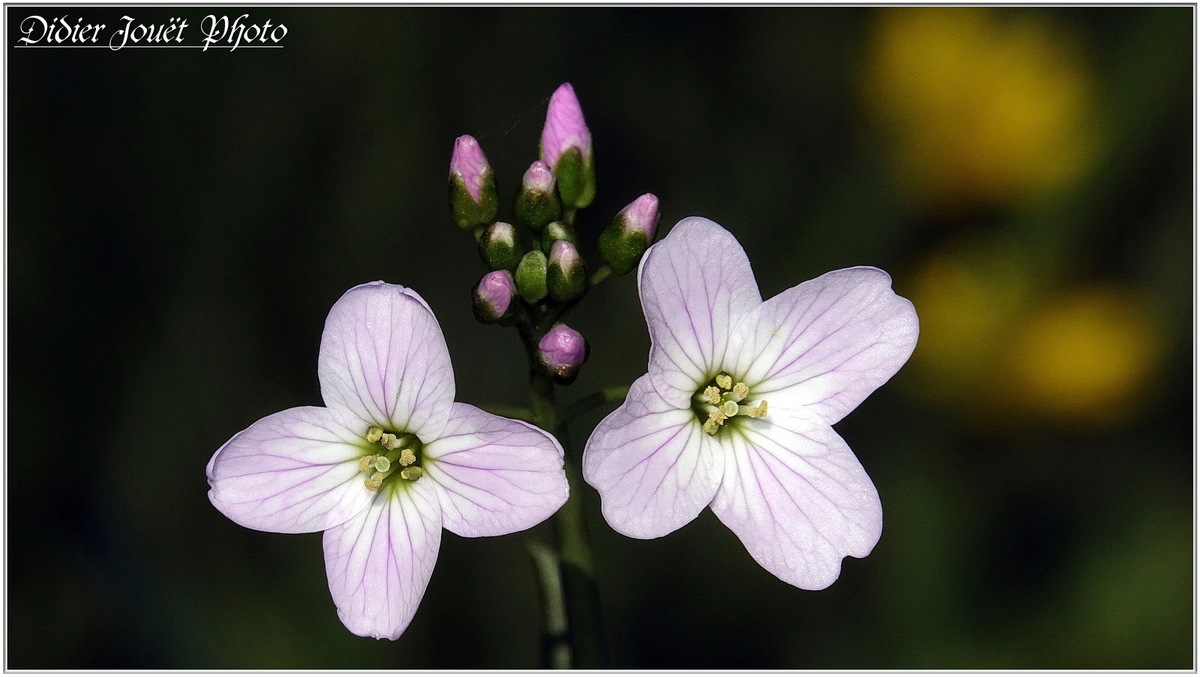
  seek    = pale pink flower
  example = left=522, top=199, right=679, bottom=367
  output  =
left=207, top=282, right=568, bottom=639
left=583, top=218, right=918, bottom=590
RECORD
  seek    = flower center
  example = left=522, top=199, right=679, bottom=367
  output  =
left=693, top=372, right=768, bottom=436
left=360, top=426, right=425, bottom=491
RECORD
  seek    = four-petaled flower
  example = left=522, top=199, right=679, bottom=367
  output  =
left=206, top=281, right=569, bottom=639
left=583, top=217, right=919, bottom=589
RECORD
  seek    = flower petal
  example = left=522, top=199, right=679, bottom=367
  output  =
left=729, top=267, right=918, bottom=425
left=206, top=406, right=375, bottom=534
left=638, top=217, right=763, bottom=406
left=323, top=481, right=443, bottom=640
left=318, top=282, right=455, bottom=441
left=582, top=373, right=723, bottom=539
left=424, top=403, right=568, bottom=538
left=710, top=411, right=882, bottom=590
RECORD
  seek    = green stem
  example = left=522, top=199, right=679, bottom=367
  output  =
left=528, top=541, right=571, bottom=670
left=530, top=370, right=607, bottom=669
left=561, top=385, right=630, bottom=427
left=588, top=265, right=612, bottom=287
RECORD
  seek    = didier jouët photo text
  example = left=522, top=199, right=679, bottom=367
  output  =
left=16, top=13, right=288, bottom=51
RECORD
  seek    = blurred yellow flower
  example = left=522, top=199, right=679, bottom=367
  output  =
left=906, top=236, right=1035, bottom=405
left=907, top=238, right=1165, bottom=428
left=995, top=284, right=1166, bottom=426
left=861, top=7, right=1101, bottom=211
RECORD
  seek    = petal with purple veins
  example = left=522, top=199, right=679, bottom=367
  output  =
left=206, top=405, right=375, bottom=534
left=728, top=267, right=919, bottom=425
left=638, top=217, right=762, bottom=406
left=323, top=480, right=443, bottom=641
left=583, top=374, right=723, bottom=539
left=710, top=412, right=882, bottom=590
left=424, top=403, right=568, bottom=538
left=318, top=282, right=455, bottom=441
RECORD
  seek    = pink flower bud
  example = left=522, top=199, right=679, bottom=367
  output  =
left=540, top=83, right=593, bottom=170
left=618, top=193, right=660, bottom=240
left=473, top=270, right=517, bottom=323
left=538, top=323, right=588, bottom=381
left=522, top=161, right=556, bottom=194
left=548, top=239, right=582, bottom=271
left=547, top=239, right=586, bottom=302
left=450, top=135, right=492, bottom=202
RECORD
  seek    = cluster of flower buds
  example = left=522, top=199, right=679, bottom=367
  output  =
left=449, top=82, right=660, bottom=383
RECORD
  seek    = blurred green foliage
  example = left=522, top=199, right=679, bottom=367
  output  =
left=7, top=6, right=1193, bottom=668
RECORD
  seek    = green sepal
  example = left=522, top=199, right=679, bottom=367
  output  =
left=449, top=171, right=499, bottom=230
left=515, top=250, right=548, bottom=304
left=514, top=187, right=561, bottom=234
left=478, top=223, right=524, bottom=272
left=540, top=221, right=579, bottom=254
left=553, top=148, right=595, bottom=209
left=598, top=224, right=649, bottom=275
left=547, top=256, right=587, bottom=303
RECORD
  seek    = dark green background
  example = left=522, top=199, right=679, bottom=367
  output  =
left=7, top=6, right=1193, bottom=669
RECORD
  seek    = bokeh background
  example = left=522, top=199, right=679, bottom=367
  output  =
left=7, top=6, right=1194, bottom=669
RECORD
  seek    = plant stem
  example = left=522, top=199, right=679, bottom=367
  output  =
left=561, top=385, right=631, bottom=427
left=528, top=541, right=571, bottom=670
left=529, top=370, right=607, bottom=669
left=588, top=265, right=612, bottom=287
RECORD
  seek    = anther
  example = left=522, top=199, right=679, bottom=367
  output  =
left=743, top=400, right=769, bottom=418
left=715, top=373, right=733, bottom=390
left=400, top=466, right=424, bottom=481
left=704, top=386, right=721, bottom=405
left=702, top=408, right=727, bottom=435
left=358, top=455, right=375, bottom=473
left=730, top=382, right=750, bottom=403
left=364, top=477, right=383, bottom=491
left=365, top=426, right=384, bottom=444
left=379, top=433, right=403, bottom=450
left=399, top=448, right=417, bottom=467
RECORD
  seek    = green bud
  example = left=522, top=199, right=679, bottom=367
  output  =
left=514, top=161, right=561, bottom=233
left=540, top=221, right=579, bottom=254
left=599, top=193, right=660, bottom=275
left=515, top=250, right=548, bottom=304
left=547, top=240, right=587, bottom=303
left=478, top=221, right=524, bottom=271
left=448, top=136, right=499, bottom=230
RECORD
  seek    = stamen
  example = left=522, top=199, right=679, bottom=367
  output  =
left=715, top=373, right=733, bottom=390
left=400, top=466, right=424, bottom=481
left=398, top=448, right=417, bottom=466
left=702, top=408, right=727, bottom=435
left=379, top=432, right=404, bottom=450
left=374, top=456, right=391, bottom=473
left=703, top=386, right=721, bottom=405
left=365, top=426, right=384, bottom=444
left=358, top=455, right=375, bottom=473
left=729, top=382, right=750, bottom=403
left=364, top=477, right=383, bottom=491
left=743, top=400, right=769, bottom=418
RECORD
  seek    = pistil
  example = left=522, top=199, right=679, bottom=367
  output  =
left=359, top=426, right=425, bottom=490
